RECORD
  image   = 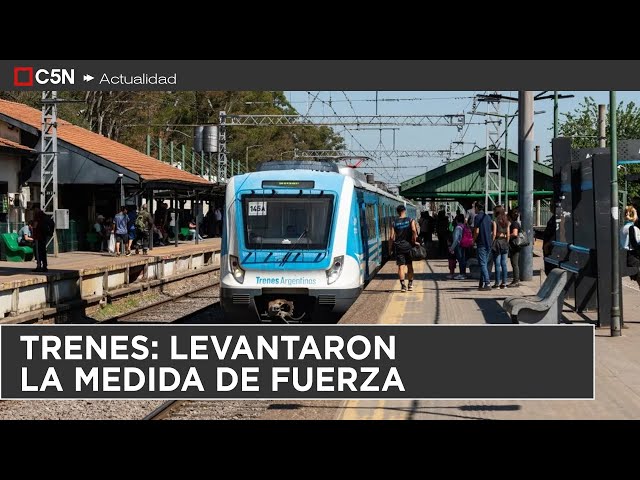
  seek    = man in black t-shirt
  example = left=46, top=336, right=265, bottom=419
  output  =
left=389, top=205, right=419, bottom=293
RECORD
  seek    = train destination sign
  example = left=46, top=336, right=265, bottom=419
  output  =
left=261, top=180, right=315, bottom=189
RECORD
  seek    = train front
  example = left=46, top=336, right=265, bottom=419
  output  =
left=220, top=168, right=361, bottom=323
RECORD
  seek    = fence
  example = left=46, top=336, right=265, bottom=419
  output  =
left=145, top=136, right=247, bottom=180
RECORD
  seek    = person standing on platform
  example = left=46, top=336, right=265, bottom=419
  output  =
left=491, top=205, right=510, bottom=289
left=436, top=209, right=449, bottom=258
left=135, top=204, right=154, bottom=255
left=542, top=204, right=557, bottom=276
left=389, top=204, right=419, bottom=293
left=113, top=206, right=130, bottom=257
left=449, top=213, right=468, bottom=280
left=32, top=206, right=52, bottom=273
left=507, top=207, right=522, bottom=288
left=473, top=202, right=492, bottom=291
left=214, top=206, right=223, bottom=237
left=620, top=206, right=640, bottom=289
left=127, top=206, right=137, bottom=254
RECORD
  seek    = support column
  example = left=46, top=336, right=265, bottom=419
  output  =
left=194, top=192, right=199, bottom=245
left=174, top=191, right=179, bottom=248
left=610, top=92, right=621, bottom=336
left=518, top=91, right=534, bottom=281
left=598, top=104, right=607, bottom=148
left=148, top=189, right=154, bottom=252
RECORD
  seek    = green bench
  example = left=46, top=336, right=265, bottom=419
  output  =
left=0, top=232, right=34, bottom=262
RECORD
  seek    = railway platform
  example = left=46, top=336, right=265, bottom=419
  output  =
left=0, top=239, right=221, bottom=323
left=335, top=246, right=640, bottom=420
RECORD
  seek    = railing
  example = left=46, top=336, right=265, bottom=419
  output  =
left=145, top=136, right=247, bottom=180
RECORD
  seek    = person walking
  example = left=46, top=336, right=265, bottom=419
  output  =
left=113, top=206, right=130, bottom=256
left=473, top=202, right=492, bottom=291
left=507, top=207, right=522, bottom=288
left=389, top=204, right=419, bottom=292
left=449, top=213, right=468, bottom=280
left=621, top=206, right=640, bottom=289
left=491, top=205, right=510, bottom=289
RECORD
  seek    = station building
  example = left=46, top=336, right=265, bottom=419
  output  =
left=0, top=99, right=223, bottom=252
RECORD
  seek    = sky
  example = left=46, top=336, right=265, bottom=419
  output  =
left=285, top=91, right=640, bottom=187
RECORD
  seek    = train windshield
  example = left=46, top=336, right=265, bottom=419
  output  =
left=242, top=194, right=334, bottom=250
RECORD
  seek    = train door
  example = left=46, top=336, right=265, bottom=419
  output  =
left=357, top=194, right=370, bottom=279
left=372, top=203, right=381, bottom=268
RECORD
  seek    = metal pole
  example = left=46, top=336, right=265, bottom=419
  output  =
left=170, top=141, right=174, bottom=166
left=146, top=134, right=151, bottom=156
left=181, top=144, right=185, bottom=170
left=158, top=138, right=163, bottom=162
left=148, top=189, right=153, bottom=252
left=518, top=91, right=534, bottom=281
left=536, top=199, right=541, bottom=226
left=610, top=91, right=621, bottom=337
left=194, top=192, right=199, bottom=245
left=174, top=190, right=179, bottom=248
left=598, top=104, right=607, bottom=148
left=504, top=115, right=509, bottom=208
left=246, top=146, right=249, bottom=172
left=553, top=91, right=559, bottom=138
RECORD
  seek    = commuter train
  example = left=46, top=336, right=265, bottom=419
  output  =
left=220, top=160, right=418, bottom=322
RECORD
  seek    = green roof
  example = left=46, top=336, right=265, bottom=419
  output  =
left=400, top=148, right=553, bottom=200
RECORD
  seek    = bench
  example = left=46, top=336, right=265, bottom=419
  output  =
left=0, top=232, right=34, bottom=262
left=503, top=268, right=568, bottom=324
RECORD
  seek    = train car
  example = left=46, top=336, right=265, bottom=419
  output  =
left=220, top=160, right=418, bottom=322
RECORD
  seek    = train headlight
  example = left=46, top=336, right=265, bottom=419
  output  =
left=326, top=255, right=344, bottom=285
left=230, top=255, right=245, bottom=284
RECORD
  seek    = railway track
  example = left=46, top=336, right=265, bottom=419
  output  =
left=144, top=400, right=186, bottom=420
left=99, top=280, right=223, bottom=324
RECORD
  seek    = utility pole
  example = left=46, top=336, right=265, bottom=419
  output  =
left=41, top=91, right=59, bottom=257
left=553, top=91, right=559, bottom=138
left=610, top=92, right=621, bottom=337
left=518, top=91, right=534, bottom=281
left=504, top=114, right=509, bottom=208
left=598, top=104, right=607, bottom=148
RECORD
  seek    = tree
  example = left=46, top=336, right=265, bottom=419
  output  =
left=558, top=96, right=640, bottom=199
left=0, top=90, right=345, bottom=172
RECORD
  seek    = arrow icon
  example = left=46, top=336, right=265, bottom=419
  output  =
left=83, top=74, right=94, bottom=82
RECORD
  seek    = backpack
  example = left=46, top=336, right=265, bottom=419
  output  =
left=630, top=225, right=640, bottom=250
left=460, top=224, right=474, bottom=248
left=135, top=213, right=147, bottom=231
left=42, top=214, right=55, bottom=237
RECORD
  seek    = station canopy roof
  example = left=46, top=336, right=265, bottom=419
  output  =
left=0, top=99, right=215, bottom=191
left=400, top=148, right=553, bottom=202
left=0, top=137, right=35, bottom=154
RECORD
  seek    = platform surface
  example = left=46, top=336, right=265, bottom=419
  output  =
left=339, top=245, right=640, bottom=420
left=0, top=238, right=221, bottom=290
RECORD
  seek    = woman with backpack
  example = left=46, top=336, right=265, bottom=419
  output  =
left=491, top=205, right=510, bottom=289
left=507, top=207, right=522, bottom=288
left=621, top=206, right=640, bottom=289
left=449, top=213, right=472, bottom=280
